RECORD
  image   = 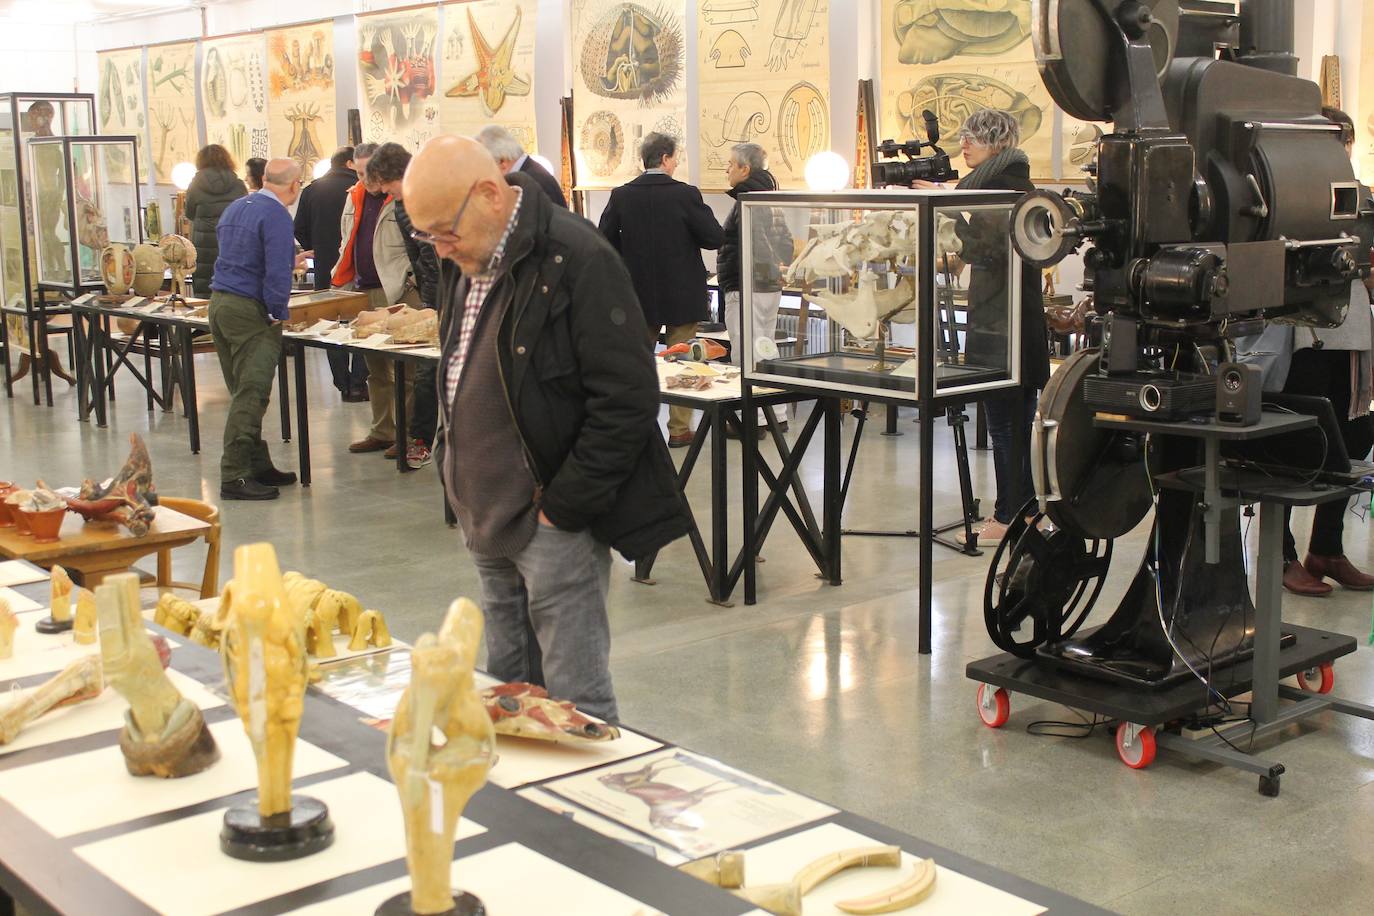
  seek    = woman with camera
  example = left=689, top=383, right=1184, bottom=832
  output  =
left=915, top=109, right=1049, bottom=544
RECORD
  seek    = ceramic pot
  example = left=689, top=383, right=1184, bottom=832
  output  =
left=0, top=481, right=16, bottom=527
left=19, top=507, right=64, bottom=543
left=10, top=504, right=33, bottom=536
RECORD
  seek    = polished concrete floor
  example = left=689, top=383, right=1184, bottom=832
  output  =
left=5, top=353, right=1374, bottom=915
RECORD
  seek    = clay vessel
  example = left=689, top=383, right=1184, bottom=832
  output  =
left=20, top=507, right=65, bottom=543
left=0, top=482, right=16, bottom=527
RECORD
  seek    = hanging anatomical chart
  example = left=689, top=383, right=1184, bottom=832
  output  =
left=201, top=34, right=270, bottom=168
left=697, top=0, right=830, bottom=190
left=879, top=0, right=1061, bottom=179
left=356, top=7, right=439, bottom=150
left=570, top=0, right=688, bottom=188
left=145, top=42, right=199, bottom=185
left=1358, top=4, right=1374, bottom=183
left=440, top=0, right=539, bottom=151
left=266, top=22, right=337, bottom=178
left=97, top=47, right=152, bottom=184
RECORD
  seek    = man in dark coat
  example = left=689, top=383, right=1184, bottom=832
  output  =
left=599, top=132, right=723, bottom=447
left=476, top=124, right=568, bottom=208
left=185, top=144, right=247, bottom=297
left=404, top=137, right=691, bottom=722
left=294, top=145, right=367, bottom=399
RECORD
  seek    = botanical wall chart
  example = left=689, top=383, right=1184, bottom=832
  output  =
left=570, top=0, right=689, bottom=189
left=697, top=0, right=830, bottom=190
left=878, top=0, right=1060, bottom=180
left=144, top=41, right=199, bottom=184
left=266, top=21, right=338, bottom=177
left=96, top=47, right=152, bottom=184
left=439, top=0, right=539, bottom=150
left=356, top=7, right=440, bottom=150
left=201, top=34, right=270, bottom=168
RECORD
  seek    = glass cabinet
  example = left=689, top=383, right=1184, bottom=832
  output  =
left=26, top=136, right=142, bottom=291
left=740, top=189, right=1024, bottom=403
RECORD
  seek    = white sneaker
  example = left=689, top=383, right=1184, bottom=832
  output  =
left=957, top=518, right=1009, bottom=547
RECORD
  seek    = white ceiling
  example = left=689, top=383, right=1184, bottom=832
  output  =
left=0, top=0, right=202, bottom=25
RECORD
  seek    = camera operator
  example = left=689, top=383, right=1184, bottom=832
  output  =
left=915, top=109, right=1049, bottom=543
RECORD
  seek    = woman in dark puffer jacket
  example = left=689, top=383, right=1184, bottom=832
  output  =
left=184, top=144, right=248, bottom=296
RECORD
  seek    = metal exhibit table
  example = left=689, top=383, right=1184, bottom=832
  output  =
left=637, top=373, right=831, bottom=605
left=967, top=412, right=1374, bottom=795
left=0, top=561, right=1108, bottom=916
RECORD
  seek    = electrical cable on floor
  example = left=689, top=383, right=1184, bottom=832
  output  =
left=1026, top=709, right=1107, bottom=739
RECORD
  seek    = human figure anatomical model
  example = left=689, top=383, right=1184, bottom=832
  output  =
left=380, top=598, right=494, bottom=916
left=98, top=573, right=220, bottom=778
left=220, top=543, right=333, bottom=860
left=0, top=655, right=103, bottom=745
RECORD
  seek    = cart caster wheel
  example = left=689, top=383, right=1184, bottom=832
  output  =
left=1295, top=662, right=1334, bottom=695
left=1259, top=774, right=1281, bottom=797
left=1115, top=723, right=1156, bottom=769
left=976, top=684, right=1010, bottom=729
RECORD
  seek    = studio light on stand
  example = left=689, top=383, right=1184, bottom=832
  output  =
left=312, top=159, right=331, bottom=181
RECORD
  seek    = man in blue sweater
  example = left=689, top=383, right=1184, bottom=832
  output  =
left=209, top=158, right=303, bottom=501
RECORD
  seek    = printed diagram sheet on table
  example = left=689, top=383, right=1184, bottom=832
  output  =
left=294, top=841, right=655, bottom=915
left=739, top=822, right=1047, bottom=916
left=0, top=719, right=346, bottom=837
left=74, top=771, right=485, bottom=916
left=518, top=786, right=688, bottom=865
left=0, top=587, right=41, bottom=614
left=543, top=747, right=837, bottom=858
left=0, top=562, right=49, bottom=588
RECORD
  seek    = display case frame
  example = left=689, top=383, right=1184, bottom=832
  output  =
left=0, top=92, right=97, bottom=404
left=739, top=188, right=1025, bottom=407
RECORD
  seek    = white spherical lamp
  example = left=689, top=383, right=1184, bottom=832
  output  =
left=312, top=159, right=331, bottom=180
left=804, top=151, right=849, bottom=192
left=171, top=161, right=196, bottom=191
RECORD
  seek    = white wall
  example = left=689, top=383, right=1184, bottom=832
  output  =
left=1, top=23, right=84, bottom=94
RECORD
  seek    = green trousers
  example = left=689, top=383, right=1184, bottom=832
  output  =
left=208, top=291, right=283, bottom=483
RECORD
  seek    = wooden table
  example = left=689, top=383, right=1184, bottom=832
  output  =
left=0, top=506, right=209, bottom=589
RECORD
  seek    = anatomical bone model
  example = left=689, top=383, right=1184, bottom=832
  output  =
left=73, top=589, right=97, bottom=645
left=219, top=543, right=334, bottom=860
left=380, top=598, right=494, bottom=916
left=36, top=565, right=74, bottom=634
left=784, top=210, right=945, bottom=346
left=481, top=682, right=620, bottom=744
left=352, top=306, right=439, bottom=347
left=98, top=573, right=220, bottom=778
left=0, top=598, right=17, bottom=659
left=0, top=655, right=104, bottom=746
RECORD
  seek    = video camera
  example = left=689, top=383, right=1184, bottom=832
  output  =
left=871, top=109, right=959, bottom=187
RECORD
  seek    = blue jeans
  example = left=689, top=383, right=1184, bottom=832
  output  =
left=984, top=387, right=1039, bottom=524
left=470, top=524, right=618, bottom=722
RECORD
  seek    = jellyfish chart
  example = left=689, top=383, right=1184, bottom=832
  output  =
left=266, top=22, right=338, bottom=178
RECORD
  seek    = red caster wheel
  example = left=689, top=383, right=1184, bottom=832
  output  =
left=1296, top=662, right=1335, bottom=695
left=1115, top=723, right=1156, bottom=769
left=976, top=683, right=1010, bottom=728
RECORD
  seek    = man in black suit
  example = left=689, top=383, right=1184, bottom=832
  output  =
left=599, top=132, right=724, bottom=447
left=476, top=124, right=568, bottom=208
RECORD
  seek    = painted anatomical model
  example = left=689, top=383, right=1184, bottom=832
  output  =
left=0, top=655, right=104, bottom=745
left=481, top=683, right=620, bottom=743
left=0, top=598, right=16, bottom=660
left=98, top=573, right=219, bottom=778
left=158, top=234, right=196, bottom=300
left=72, top=590, right=97, bottom=645
left=282, top=572, right=365, bottom=658
left=222, top=543, right=307, bottom=817
left=349, top=610, right=392, bottom=651
left=382, top=598, right=494, bottom=916
left=153, top=593, right=201, bottom=637
left=36, top=565, right=75, bottom=634
left=63, top=433, right=158, bottom=536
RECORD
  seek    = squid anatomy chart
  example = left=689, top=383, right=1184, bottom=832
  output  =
left=440, top=0, right=539, bottom=151
left=266, top=21, right=338, bottom=179
left=570, top=0, right=689, bottom=188
left=697, top=0, right=831, bottom=191
left=144, top=42, right=199, bottom=185
left=355, top=7, right=440, bottom=150
left=96, top=47, right=152, bottom=184
left=200, top=34, right=270, bottom=167
left=879, top=0, right=1065, bottom=180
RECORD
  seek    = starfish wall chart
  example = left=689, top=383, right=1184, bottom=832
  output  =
left=266, top=22, right=338, bottom=179
left=697, top=0, right=830, bottom=191
left=439, top=0, right=539, bottom=150
left=570, top=0, right=689, bottom=189
left=201, top=34, right=271, bottom=167
left=355, top=7, right=440, bottom=149
left=145, top=42, right=200, bottom=185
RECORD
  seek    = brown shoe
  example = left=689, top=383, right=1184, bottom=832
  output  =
left=668, top=432, right=694, bottom=449
left=1283, top=560, right=1333, bottom=597
left=349, top=436, right=394, bottom=453
left=1304, top=553, right=1374, bottom=590
left=383, top=443, right=400, bottom=459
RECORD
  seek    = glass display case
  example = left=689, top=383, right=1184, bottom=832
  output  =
left=0, top=94, right=96, bottom=311
left=740, top=189, right=1024, bottom=404
left=26, top=136, right=142, bottom=292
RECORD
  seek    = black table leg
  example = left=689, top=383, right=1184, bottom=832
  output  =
left=143, top=325, right=155, bottom=412
left=38, top=313, right=53, bottom=407
left=182, top=325, right=200, bottom=454
left=293, top=344, right=311, bottom=487
left=73, top=311, right=91, bottom=421
left=710, top=403, right=729, bottom=603
left=92, top=315, right=108, bottom=428
left=918, top=396, right=935, bottom=655
left=27, top=315, right=40, bottom=406
left=279, top=354, right=291, bottom=442
left=742, top=386, right=759, bottom=605
left=395, top=359, right=410, bottom=473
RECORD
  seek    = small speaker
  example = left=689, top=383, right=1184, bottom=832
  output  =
left=1216, top=362, right=1262, bottom=426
